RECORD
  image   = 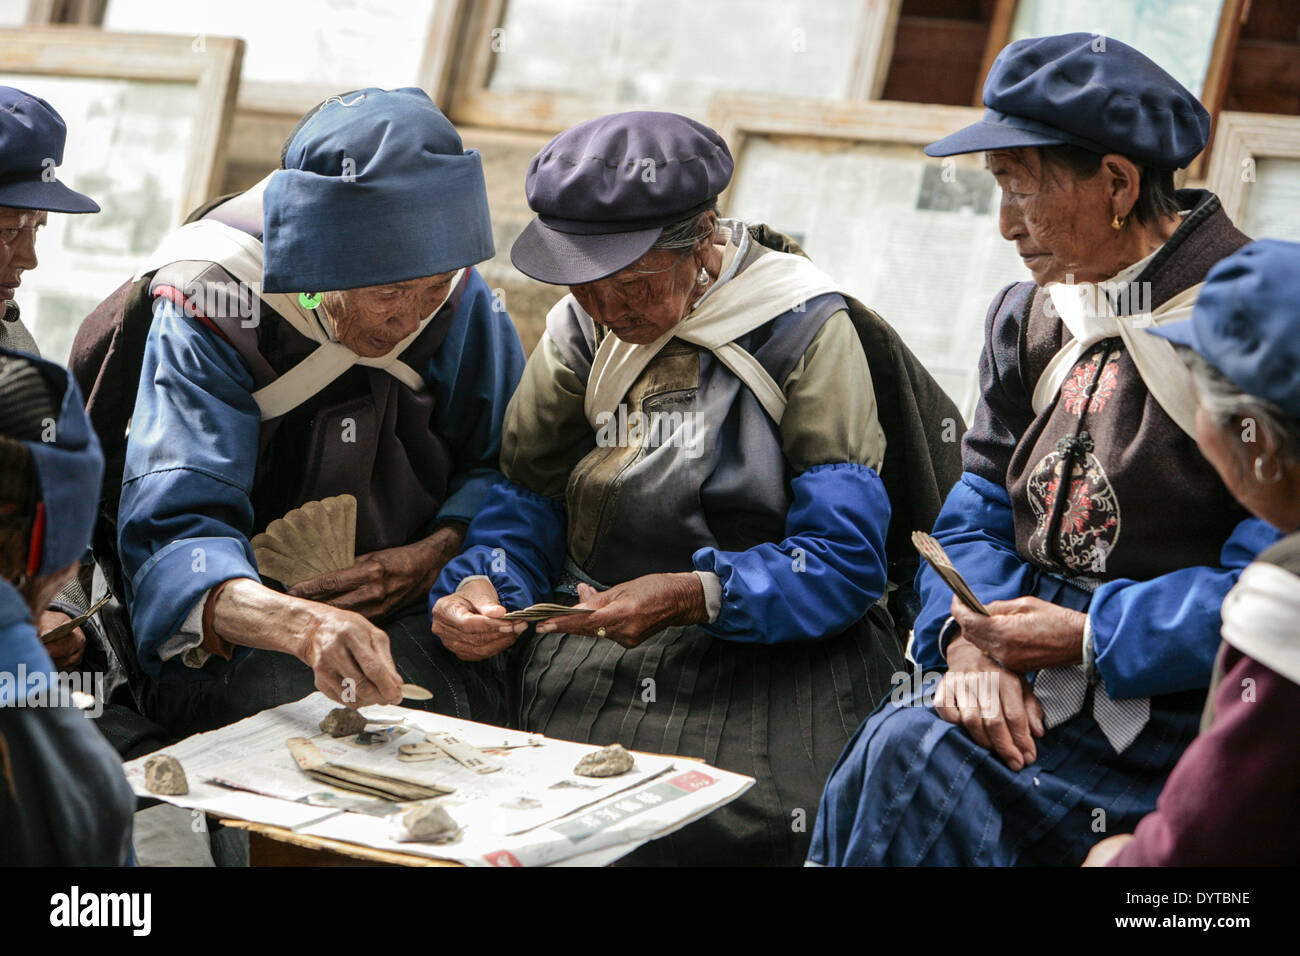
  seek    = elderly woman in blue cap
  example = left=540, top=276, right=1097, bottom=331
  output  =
left=1081, top=240, right=1300, bottom=866
left=430, top=111, right=962, bottom=865
left=0, top=87, right=106, bottom=675
left=0, top=346, right=134, bottom=864
left=809, top=34, right=1281, bottom=865
left=101, top=89, right=525, bottom=737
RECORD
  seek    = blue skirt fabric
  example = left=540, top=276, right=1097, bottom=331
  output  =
left=809, top=684, right=1203, bottom=866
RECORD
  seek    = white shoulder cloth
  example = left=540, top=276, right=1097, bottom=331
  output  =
left=1033, top=250, right=1202, bottom=439
left=135, top=218, right=461, bottom=420
left=1220, top=560, right=1300, bottom=686
left=575, top=250, right=840, bottom=428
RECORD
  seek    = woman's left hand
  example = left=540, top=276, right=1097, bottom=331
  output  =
left=536, top=573, right=708, bottom=649
left=950, top=595, right=1087, bottom=673
left=290, top=524, right=466, bottom=622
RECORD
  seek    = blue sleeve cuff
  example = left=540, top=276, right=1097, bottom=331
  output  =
left=1088, top=517, right=1283, bottom=698
left=429, top=480, right=567, bottom=617
left=128, top=535, right=258, bottom=681
left=693, top=462, right=889, bottom=644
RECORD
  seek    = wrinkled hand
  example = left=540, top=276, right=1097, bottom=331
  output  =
left=950, top=595, right=1087, bottom=673
left=37, top=610, right=86, bottom=671
left=536, top=573, right=706, bottom=649
left=294, top=601, right=404, bottom=708
left=290, top=526, right=464, bottom=622
left=431, top=577, right=526, bottom=662
left=934, top=637, right=1045, bottom=771
left=1082, top=833, right=1133, bottom=867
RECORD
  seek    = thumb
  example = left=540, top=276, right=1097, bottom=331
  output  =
left=462, top=578, right=504, bottom=615
left=576, top=582, right=599, bottom=604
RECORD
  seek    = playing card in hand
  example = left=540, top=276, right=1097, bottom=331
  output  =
left=502, top=603, right=595, bottom=621
left=911, top=530, right=990, bottom=616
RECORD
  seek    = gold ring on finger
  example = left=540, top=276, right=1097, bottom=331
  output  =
left=596, top=626, right=606, bottom=638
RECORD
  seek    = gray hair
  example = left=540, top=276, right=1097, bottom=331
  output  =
left=650, top=207, right=718, bottom=253
left=1180, top=346, right=1300, bottom=466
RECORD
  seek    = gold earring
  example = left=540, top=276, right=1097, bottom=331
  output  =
left=1112, top=214, right=1126, bottom=230
left=1254, top=455, right=1283, bottom=484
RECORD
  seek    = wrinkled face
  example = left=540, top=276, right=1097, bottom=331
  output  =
left=323, top=271, right=457, bottom=358
left=568, top=247, right=698, bottom=346
left=0, top=207, right=47, bottom=302
left=987, top=149, right=1116, bottom=286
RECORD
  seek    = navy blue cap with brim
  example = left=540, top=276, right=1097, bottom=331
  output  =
left=925, top=33, right=1210, bottom=170
left=1147, top=239, right=1300, bottom=419
left=262, top=88, right=494, bottom=294
left=0, top=88, right=99, bottom=213
left=511, top=111, right=733, bottom=286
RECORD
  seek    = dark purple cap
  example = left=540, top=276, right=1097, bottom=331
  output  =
left=0, top=87, right=99, bottom=214
left=510, top=111, right=733, bottom=285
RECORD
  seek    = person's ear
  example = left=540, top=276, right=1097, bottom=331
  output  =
left=1101, top=154, right=1141, bottom=222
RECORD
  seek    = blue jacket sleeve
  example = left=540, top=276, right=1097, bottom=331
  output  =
left=118, top=297, right=262, bottom=681
left=913, top=472, right=1040, bottom=671
left=425, top=270, right=526, bottom=527
left=912, top=471, right=1099, bottom=672
left=429, top=479, right=567, bottom=615
left=1090, top=516, right=1281, bottom=698
left=692, top=462, right=889, bottom=644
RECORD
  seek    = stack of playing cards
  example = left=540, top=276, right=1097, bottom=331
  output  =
left=911, top=530, right=990, bottom=615
left=502, top=603, right=594, bottom=621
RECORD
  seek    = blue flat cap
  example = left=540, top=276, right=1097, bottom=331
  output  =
left=511, top=111, right=733, bottom=285
left=1149, top=239, right=1300, bottom=419
left=0, top=87, right=99, bottom=213
left=263, top=88, right=494, bottom=294
left=926, top=33, right=1210, bottom=170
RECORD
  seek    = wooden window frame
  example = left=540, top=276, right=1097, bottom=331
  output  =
left=93, top=0, right=465, bottom=116
left=1204, top=110, right=1300, bottom=225
left=0, top=26, right=243, bottom=212
left=447, top=0, right=902, bottom=134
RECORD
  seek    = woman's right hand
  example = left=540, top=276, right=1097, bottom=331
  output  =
left=296, top=602, right=404, bottom=707
left=430, top=578, right=526, bottom=661
left=934, top=636, right=1045, bottom=771
left=210, top=577, right=403, bottom=708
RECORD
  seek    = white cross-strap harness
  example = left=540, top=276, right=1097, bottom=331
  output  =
left=580, top=250, right=841, bottom=428
left=1032, top=252, right=1203, bottom=440
left=135, top=219, right=462, bottom=420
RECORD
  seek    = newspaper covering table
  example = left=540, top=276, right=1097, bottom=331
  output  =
left=122, top=693, right=754, bottom=866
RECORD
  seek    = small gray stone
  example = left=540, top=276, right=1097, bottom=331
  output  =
left=403, top=803, right=458, bottom=841
left=143, top=754, right=189, bottom=796
left=319, top=707, right=367, bottom=737
left=573, top=743, right=635, bottom=778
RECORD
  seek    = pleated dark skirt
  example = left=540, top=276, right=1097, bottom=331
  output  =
left=517, top=603, right=905, bottom=866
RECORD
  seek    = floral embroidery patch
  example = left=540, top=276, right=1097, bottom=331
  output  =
left=1026, top=445, right=1121, bottom=573
left=1060, top=356, right=1119, bottom=416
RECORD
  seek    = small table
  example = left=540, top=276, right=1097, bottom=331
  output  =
left=217, top=817, right=463, bottom=867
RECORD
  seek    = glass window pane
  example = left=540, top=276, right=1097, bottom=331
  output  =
left=1009, top=0, right=1224, bottom=97
left=488, top=0, right=864, bottom=106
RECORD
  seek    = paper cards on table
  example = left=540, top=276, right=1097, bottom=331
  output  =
left=122, top=693, right=753, bottom=866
